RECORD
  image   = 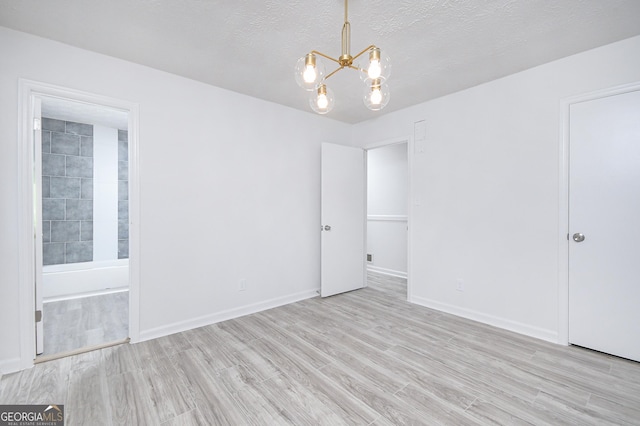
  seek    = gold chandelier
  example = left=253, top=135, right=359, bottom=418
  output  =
left=294, top=0, right=391, bottom=114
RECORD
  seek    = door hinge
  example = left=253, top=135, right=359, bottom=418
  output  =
left=35, top=310, right=42, bottom=323
left=33, top=118, right=41, bottom=131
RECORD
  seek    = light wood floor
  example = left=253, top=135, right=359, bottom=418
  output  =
left=2, top=272, right=639, bottom=425
left=42, top=290, right=129, bottom=356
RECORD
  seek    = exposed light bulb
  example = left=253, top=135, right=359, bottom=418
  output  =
left=363, top=79, right=389, bottom=111
left=368, top=59, right=381, bottom=79
left=303, top=65, right=317, bottom=83
left=317, top=93, right=329, bottom=109
left=310, top=84, right=334, bottom=114
left=370, top=87, right=382, bottom=105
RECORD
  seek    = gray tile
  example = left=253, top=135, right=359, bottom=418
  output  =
left=65, top=121, right=93, bottom=136
left=80, top=136, right=93, bottom=157
left=51, top=220, right=80, bottom=243
left=66, top=156, right=93, bottom=178
left=43, top=199, right=65, bottom=220
left=42, top=117, right=65, bottom=132
left=65, top=241, right=93, bottom=263
left=42, top=221, right=51, bottom=243
left=42, top=154, right=65, bottom=177
left=42, top=176, right=50, bottom=198
left=43, top=243, right=65, bottom=265
left=81, top=178, right=93, bottom=199
left=81, top=221, right=93, bottom=241
left=118, top=200, right=128, bottom=221
left=41, top=130, right=51, bottom=154
left=51, top=132, right=80, bottom=156
left=66, top=199, right=93, bottom=220
left=118, top=134, right=128, bottom=161
left=118, top=240, right=129, bottom=259
left=118, top=180, right=128, bottom=201
left=50, top=176, right=81, bottom=199
left=118, top=219, right=129, bottom=240
left=118, top=161, right=128, bottom=181
left=118, top=129, right=128, bottom=143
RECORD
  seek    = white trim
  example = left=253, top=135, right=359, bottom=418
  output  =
left=410, top=295, right=558, bottom=344
left=367, top=215, right=408, bottom=222
left=139, top=289, right=319, bottom=342
left=366, top=265, right=407, bottom=279
left=17, top=79, right=141, bottom=370
left=17, top=80, right=36, bottom=371
left=407, top=135, right=414, bottom=302
left=558, top=81, right=640, bottom=346
left=363, top=135, right=410, bottom=151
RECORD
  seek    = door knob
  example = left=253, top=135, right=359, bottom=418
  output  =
left=324, top=225, right=331, bottom=231
left=572, top=233, right=585, bottom=242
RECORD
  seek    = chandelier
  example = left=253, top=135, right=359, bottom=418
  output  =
left=294, top=0, right=391, bottom=114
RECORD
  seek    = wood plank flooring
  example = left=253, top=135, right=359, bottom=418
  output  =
left=42, top=290, right=129, bottom=356
left=2, top=272, right=640, bottom=425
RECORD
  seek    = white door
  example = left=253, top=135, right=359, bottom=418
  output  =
left=321, top=143, right=366, bottom=297
left=33, top=97, right=45, bottom=355
left=568, top=89, right=640, bottom=362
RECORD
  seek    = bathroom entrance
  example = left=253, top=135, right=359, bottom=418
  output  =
left=37, top=97, right=130, bottom=358
left=18, top=80, right=139, bottom=366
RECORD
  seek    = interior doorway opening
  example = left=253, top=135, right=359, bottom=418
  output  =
left=36, top=96, right=131, bottom=359
left=365, top=141, right=409, bottom=298
left=18, top=80, right=139, bottom=369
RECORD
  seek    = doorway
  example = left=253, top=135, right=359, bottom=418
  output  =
left=18, top=80, right=139, bottom=368
left=365, top=141, right=409, bottom=298
left=38, top=97, right=130, bottom=358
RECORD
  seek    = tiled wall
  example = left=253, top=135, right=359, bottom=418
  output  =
left=118, top=130, right=129, bottom=259
left=42, top=118, right=94, bottom=265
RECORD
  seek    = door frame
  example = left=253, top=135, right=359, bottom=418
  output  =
left=363, top=135, right=413, bottom=300
left=17, top=79, right=141, bottom=369
left=558, top=81, right=640, bottom=346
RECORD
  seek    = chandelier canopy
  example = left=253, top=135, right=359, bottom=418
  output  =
left=294, top=0, right=391, bottom=114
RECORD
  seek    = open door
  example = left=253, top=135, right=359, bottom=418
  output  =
left=568, top=89, right=640, bottom=362
left=321, top=143, right=366, bottom=297
left=33, top=97, right=44, bottom=355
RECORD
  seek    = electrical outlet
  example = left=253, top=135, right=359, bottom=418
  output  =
left=239, top=279, right=247, bottom=292
left=456, top=279, right=464, bottom=292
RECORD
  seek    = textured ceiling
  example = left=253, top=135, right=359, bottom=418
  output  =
left=2, top=0, right=640, bottom=123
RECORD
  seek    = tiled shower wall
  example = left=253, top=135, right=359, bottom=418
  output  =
left=42, top=119, right=129, bottom=265
left=118, top=130, right=129, bottom=259
left=42, top=118, right=94, bottom=265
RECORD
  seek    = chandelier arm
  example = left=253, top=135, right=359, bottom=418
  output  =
left=324, top=66, right=346, bottom=81
left=310, top=50, right=341, bottom=65
left=351, top=44, right=377, bottom=62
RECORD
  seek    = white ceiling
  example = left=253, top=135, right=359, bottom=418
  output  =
left=2, top=0, right=640, bottom=123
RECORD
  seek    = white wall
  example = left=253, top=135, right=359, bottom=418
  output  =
left=367, top=143, right=408, bottom=277
left=0, top=26, right=349, bottom=372
left=351, top=35, right=640, bottom=342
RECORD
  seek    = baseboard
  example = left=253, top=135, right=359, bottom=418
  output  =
left=0, top=357, right=24, bottom=375
left=139, top=288, right=319, bottom=342
left=409, top=295, right=558, bottom=343
left=367, top=265, right=407, bottom=279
